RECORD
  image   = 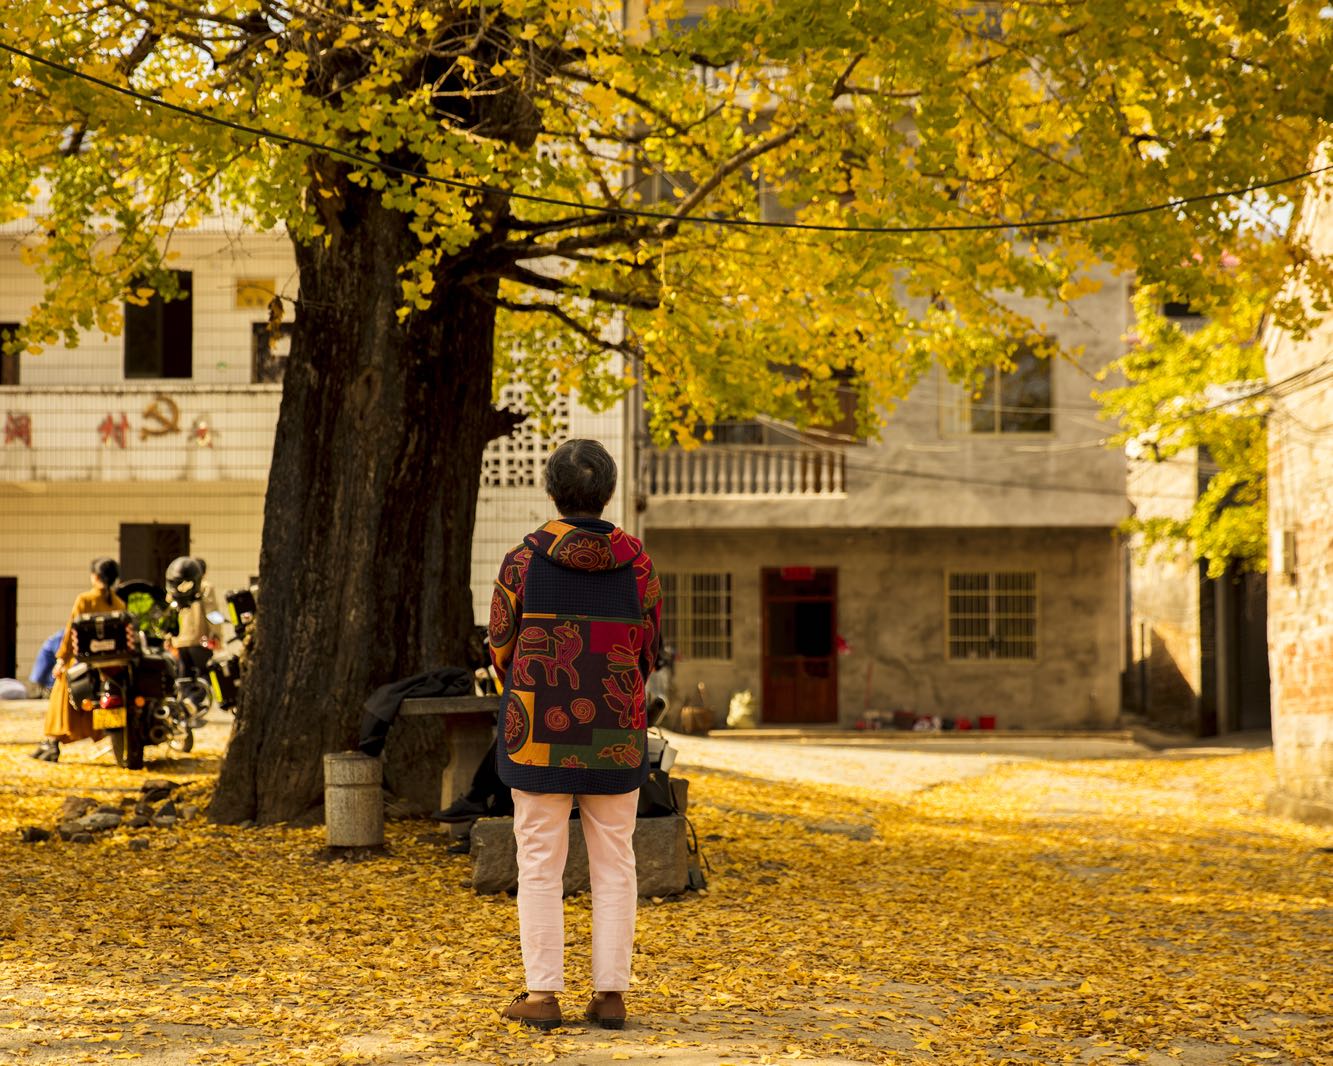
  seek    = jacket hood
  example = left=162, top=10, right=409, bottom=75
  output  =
left=524, top=519, right=643, bottom=573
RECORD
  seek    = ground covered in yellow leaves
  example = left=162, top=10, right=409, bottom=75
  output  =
left=1, top=724, right=1329, bottom=1065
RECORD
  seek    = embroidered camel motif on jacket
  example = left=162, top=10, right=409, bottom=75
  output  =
left=514, top=621, right=583, bottom=688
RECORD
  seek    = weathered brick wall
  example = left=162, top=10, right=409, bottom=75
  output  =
left=1266, top=155, right=1333, bottom=824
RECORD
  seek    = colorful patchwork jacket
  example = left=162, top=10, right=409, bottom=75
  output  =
left=490, top=517, right=662, bottom=795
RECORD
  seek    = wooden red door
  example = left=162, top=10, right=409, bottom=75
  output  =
left=761, top=568, right=838, bottom=724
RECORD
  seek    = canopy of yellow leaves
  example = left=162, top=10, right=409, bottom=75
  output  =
left=0, top=732, right=1328, bottom=1064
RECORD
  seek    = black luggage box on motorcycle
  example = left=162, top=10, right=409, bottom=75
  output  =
left=72, top=612, right=133, bottom=665
left=225, top=589, right=256, bottom=635
left=66, top=660, right=98, bottom=709
left=134, top=652, right=175, bottom=700
left=208, top=651, right=241, bottom=709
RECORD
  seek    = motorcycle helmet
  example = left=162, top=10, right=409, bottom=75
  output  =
left=165, top=556, right=203, bottom=608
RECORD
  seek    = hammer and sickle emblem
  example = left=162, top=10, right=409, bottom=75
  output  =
left=140, top=393, right=181, bottom=440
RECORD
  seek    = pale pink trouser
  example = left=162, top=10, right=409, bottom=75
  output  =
left=512, top=788, right=639, bottom=993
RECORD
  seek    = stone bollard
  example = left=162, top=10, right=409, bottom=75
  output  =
left=323, top=752, right=384, bottom=847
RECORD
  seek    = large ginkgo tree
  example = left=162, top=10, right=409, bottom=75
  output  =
left=1, top=1, right=1330, bottom=821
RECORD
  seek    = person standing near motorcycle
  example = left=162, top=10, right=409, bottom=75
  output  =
left=493, top=439, right=662, bottom=1032
left=166, top=556, right=223, bottom=676
left=31, top=557, right=124, bottom=762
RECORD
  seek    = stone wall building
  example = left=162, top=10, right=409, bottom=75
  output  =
left=640, top=277, right=1133, bottom=730
left=1266, top=152, right=1333, bottom=825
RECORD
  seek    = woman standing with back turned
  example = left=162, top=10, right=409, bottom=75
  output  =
left=491, top=439, right=662, bottom=1031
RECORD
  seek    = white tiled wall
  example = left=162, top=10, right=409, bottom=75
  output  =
left=0, top=482, right=266, bottom=679
left=1, top=230, right=297, bottom=387
left=0, top=228, right=634, bottom=680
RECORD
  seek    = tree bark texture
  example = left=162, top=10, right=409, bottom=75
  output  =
left=211, top=194, right=502, bottom=824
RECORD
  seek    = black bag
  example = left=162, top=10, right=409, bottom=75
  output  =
left=133, top=653, right=175, bottom=700
left=636, top=769, right=709, bottom=891
left=637, top=769, right=677, bottom=817
left=66, top=660, right=98, bottom=709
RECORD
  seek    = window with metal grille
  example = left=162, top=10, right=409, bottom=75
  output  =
left=660, top=572, right=733, bottom=660
left=947, top=571, right=1038, bottom=660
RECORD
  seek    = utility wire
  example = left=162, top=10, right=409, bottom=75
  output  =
left=2, top=39, right=1331, bottom=236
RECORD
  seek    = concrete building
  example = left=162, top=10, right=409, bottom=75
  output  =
left=0, top=222, right=628, bottom=684
left=1124, top=443, right=1270, bottom=738
left=1266, top=152, right=1333, bottom=825
left=639, top=280, right=1133, bottom=729
left=1, top=212, right=1142, bottom=735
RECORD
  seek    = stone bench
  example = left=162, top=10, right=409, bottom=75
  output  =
left=393, top=696, right=499, bottom=817
left=470, top=814, right=690, bottom=898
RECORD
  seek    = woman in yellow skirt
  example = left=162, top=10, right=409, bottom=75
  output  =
left=32, top=557, right=125, bottom=763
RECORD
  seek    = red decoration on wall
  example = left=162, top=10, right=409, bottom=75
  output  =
left=191, top=416, right=214, bottom=448
left=99, top=413, right=129, bottom=449
left=3, top=411, right=32, bottom=447
left=140, top=393, right=181, bottom=439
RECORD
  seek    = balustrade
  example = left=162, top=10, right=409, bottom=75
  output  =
left=644, top=446, right=846, bottom=497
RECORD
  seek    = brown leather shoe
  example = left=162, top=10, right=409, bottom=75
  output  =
left=585, top=991, right=626, bottom=1030
left=501, top=993, right=561, bottom=1031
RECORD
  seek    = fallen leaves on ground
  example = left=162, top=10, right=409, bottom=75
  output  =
left=0, top=732, right=1329, bottom=1065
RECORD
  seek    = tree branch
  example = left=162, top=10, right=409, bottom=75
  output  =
left=829, top=53, right=865, bottom=100
left=494, top=222, right=662, bottom=261
left=498, top=263, right=659, bottom=310
left=485, top=405, right=528, bottom=442
left=660, top=124, right=802, bottom=234
left=487, top=295, right=636, bottom=355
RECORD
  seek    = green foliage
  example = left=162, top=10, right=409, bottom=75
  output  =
left=1099, top=281, right=1269, bottom=577
left=0, top=1, right=1331, bottom=438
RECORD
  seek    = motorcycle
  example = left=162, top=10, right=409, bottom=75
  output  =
left=120, top=580, right=215, bottom=728
left=205, top=586, right=256, bottom=713
left=68, top=611, right=195, bottom=769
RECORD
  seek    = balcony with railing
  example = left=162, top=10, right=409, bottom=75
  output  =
left=644, top=445, right=846, bottom=498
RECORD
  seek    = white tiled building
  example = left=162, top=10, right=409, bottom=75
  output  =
left=0, top=224, right=630, bottom=683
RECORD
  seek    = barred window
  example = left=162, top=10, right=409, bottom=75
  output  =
left=948, top=572, right=1037, bottom=660
left=660, top=572, right=733, bottom=660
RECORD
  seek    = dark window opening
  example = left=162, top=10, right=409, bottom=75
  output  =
left=0, top=577, right=16, bottom=681
left=1163, top=301, right=1207, bottom=335
left=966, top=346, right=1053, bottom=434
left=119, top=524, right=191, bottom=588
left=1, top=323, right=20, bottom=386
left=691, top=367, right=864, bottom=445
left=124, top=271, right=193, bottom=379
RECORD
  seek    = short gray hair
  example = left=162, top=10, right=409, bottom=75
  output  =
left=545, top=439, right=617, bottom=516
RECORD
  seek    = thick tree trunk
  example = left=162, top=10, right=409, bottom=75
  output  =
left=211, top=195, right=503, bottom=825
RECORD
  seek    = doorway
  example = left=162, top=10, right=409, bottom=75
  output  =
left=0, top=578, right=16, bottom=680
left=119, top=524, right=191, bottom=587
left=761, top=567, right=838, bottom=723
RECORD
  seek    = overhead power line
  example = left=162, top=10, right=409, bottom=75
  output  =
left=2, top=40, right=1331, bottom=236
